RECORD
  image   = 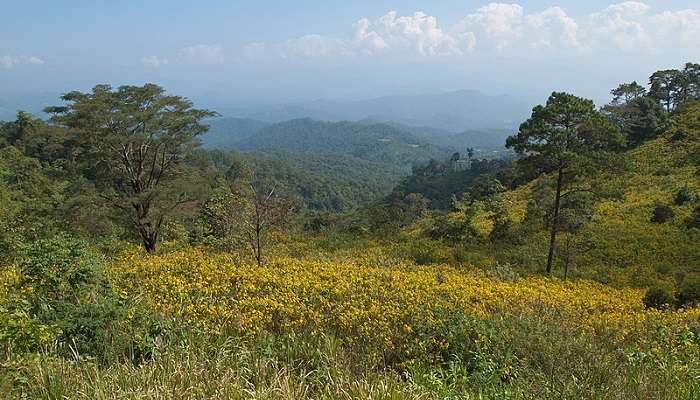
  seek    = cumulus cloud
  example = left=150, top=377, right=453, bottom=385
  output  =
left=1, top=55, right=45, bottom=69
left=278, top=10, right=472, bottom=58
left=246, top=2, right=700, bottom=60
left=352, top=18, right=387, bottom=54
left=587, top=1, right=654, bottom=52
left=376, top=11, right=473, bottom=56
left=458, top=3, right=524, bottom=51
left=178, top=44, right=224, bottom=65
left=525, top=7, right=581, bottom=50
left=141, top=55, right=168, bottom=68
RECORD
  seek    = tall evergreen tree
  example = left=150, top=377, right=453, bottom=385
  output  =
left=506, top=92, right=625, bottom=274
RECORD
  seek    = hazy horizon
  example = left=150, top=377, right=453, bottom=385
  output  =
left=2, top=0, right=699, bottom=107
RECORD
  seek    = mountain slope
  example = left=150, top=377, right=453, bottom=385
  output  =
left=235, top=118, right=448, bottom=167
left=493, top=102, right=700, bottom=284
left=201, top=117, right=269, bottom=150
left=241, top=151, right=405, bottom=211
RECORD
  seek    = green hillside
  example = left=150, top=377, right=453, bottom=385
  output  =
left=236, top=118, right=447, bottom=167
left=406, top=102, right=700, bottom=286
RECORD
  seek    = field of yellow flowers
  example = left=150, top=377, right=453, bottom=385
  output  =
left=4, top=244, right=700, bottom=399
left=111, top=248, right=700, bottom=358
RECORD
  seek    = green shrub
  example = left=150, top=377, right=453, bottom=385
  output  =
left=643, top=285, right=674, bottom=309
left=13, top=234, right=173, bottom=363
left=677, top=275, right=700, bottom=307
left=16, top=234, right=105, bottom=304
left=0, top=301, right=60, bottom=354
left=671, top=129, right=686, bottom=141
left=405, top=241, right=448, bottom=265
left=650, top=203, right=674, bottom=223
left=674, top=186, right=697, bottom=205
left=686, top=206, right=700, bottom=229
left=397, top=308, right=493, bottom=369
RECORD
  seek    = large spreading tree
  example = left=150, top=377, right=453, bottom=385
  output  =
left=47, top=84, right=215, bottom=252
left=506, top=92, right=626, bottom=274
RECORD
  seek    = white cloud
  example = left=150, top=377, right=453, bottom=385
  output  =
left=1, top=55, right=45, bottom=69
left=178, top=44, right=224, bottom=65
left=247, top=2, right=700, bottom=60
left=281, top=34, right=350, bottom=58
left=141, top=55, right=168, bottom=68
left=376, top=11, right=473, bottom=56
left=525, top=7, right=581, bottom=50
left=587, top=1, right=654, bottom=52
left=650, top=9, right=700, bottom=49
left=458, top=3, right=524, bottom=51
left=278, top=10, right=472, bottom=59
left=352, top=18, right=387, bottom=54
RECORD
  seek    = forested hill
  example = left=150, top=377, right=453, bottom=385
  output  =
left=201, top=117, right=270, bottom=150
left=235, top=118, right=447, bottom=166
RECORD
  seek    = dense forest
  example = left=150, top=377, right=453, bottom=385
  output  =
left=1, top=62, right=700, bottom=399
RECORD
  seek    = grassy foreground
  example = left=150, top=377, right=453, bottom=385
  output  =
left=3, top=247, right=699, bottom=399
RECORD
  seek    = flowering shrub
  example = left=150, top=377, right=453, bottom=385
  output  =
left=110, top=248, right=700, bottom=365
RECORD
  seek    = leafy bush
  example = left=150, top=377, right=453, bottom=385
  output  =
left=671, top=129, right=686, bottom=141
left=677, top=275, right=700, bottom=307
left=650, top=203, right=674, bottom=223
left=643, top=285, right=674, bottom=309
left=397, top=308, right=493, bottom=369
left=16, top=234, right=105, bottom=305
left=0, top=300, right=60, bottom=354
left=686, top=206, right=700, bottom=229
left=674, top=186, right=697, bottom=205
left=402, top=240, right=449, bottom=265
left=14, top=234, right=171, bottom=363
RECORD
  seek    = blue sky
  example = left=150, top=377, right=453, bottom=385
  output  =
left=1, top=1, right=699, bottom=105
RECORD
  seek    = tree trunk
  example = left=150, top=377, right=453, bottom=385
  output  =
left=142, top=233, right=157, bottom=253
left=546, top=167, right=564, bottom=274
left=255, top=222, right=262, bottom=266
left=139, top=225, right=158, bottom=253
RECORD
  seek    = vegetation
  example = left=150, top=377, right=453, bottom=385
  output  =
left=506, top=92, right=626, bottom=273
left=2, top=62, right=700, bottom=398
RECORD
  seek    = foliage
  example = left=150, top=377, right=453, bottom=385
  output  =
left=5, top=235, right=171, bottom=363
left=110, top=248, right=700, bottom=352
left=687, top=206, right=700, bottom=230
left=391, top=157, right=510, bottom=209
left=677, top=275, right=700, bottom=307
left=236, top=118, right=446, bottom=167
left=643, top=285, right=674, bottom=309
left=650, top=203, right=674, bottom=223
left=674, top=186, right=697, bottom=205
left=46, top=84, right=216, bottom=252
left=604, top=96, right=668, bottom=146
left=506, top=91, right=626, bottom=273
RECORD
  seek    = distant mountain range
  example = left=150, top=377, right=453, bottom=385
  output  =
left=214, top=90, right=529, bottom=132
left=2, top=89, right=523, bottom=154
left=202, top=116, right=515, bottom=155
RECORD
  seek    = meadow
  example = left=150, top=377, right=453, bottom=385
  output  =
left=2, top=242, right=699, bottom=399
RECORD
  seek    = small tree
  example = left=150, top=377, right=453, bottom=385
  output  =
left=506, top=92, right=626, bottom=274
left=208, top=160, right=300, bottom=265
left=47, top=84, right=215, bottom=252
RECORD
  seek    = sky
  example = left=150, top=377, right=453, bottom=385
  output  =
left=1, top=0, right=699, bottom=106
